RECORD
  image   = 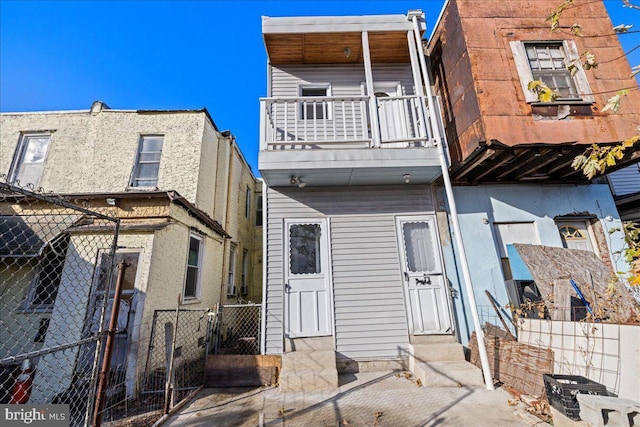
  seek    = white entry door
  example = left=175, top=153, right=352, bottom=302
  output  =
left=284, top=219, right=333, bottom=338
left=374, top=82, right=407, bottom=145
left=396, top=216, right=452, bottom=335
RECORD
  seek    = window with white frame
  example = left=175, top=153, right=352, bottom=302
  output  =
left=241, top=250, right=249, bottom=295
left=10, top=134, right=51, bottom=187
left=23, top=234, right=69, bottom=311
left=245, top=188, right=251, bottom=218
left=184, top=233, right=203, bottom=299
left=227, top=245, right=237, bottom=296
left=130, top=135, right=164, bottom=188
left=510, top=40, right=593, bottom=103
left=299, top=84, right=332, bottom=120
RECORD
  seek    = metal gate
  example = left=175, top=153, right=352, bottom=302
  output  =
left=0, top=178, right=119, bottom=426
left=212, top=303, right=262, bottom=355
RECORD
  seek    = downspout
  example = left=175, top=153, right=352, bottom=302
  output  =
left=260, top=179, right=267, bottom=355
left=219, top=135, right=235, bottom=300
left=410, top=12, right=494, bottom=390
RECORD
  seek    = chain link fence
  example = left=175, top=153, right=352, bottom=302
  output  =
left=0, top=178, right=119, bottom=425
left=212, top=304, right=261, bottom=355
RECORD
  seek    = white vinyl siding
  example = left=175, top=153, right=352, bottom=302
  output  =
left=264, top=185, right=435, bottom=358
left=270, top=64, right=414, bottom=142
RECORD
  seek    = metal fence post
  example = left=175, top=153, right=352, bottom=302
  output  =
left=92, top=260, right=127, bottom=427
left=163, top=296, right=181, bottom=414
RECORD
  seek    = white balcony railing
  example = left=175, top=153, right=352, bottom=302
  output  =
left=260, top=95, right=435, bottom=150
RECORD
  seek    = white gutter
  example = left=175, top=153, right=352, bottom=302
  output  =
left=260, top=180, right=268, bottom=355
left=410, top=12, right=494, bottom=391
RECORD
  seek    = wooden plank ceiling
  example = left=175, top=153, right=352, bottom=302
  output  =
left=450, top=141, right=640, bottom=185
left=264, top=31, right=411, bottom=64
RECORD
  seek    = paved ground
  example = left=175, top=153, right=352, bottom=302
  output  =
left=162, top=372, right=547, bottom=426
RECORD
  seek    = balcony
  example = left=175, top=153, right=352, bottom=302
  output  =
left=258, top=94, right=443, bottom=187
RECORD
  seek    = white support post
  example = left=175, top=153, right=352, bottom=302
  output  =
left=406, top=30, right=429, bottom=141
left=362, top=31, right=381, bottom=148
left=410, top=13, right=494, bottom=391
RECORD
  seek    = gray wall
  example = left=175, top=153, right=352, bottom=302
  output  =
left=264, top=185, right=435, bottom=360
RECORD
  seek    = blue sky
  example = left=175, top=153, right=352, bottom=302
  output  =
left=1, top=1, right=638, bottom=174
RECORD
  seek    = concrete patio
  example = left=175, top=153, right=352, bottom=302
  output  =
left=161, top=371, right=548, bottom=426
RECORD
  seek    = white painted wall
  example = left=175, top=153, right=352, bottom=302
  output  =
left=519, top=319, right=640, bottom=402
left=442, top=184, right=627, bottom=344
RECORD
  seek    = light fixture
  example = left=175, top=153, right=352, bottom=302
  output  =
left=344, top=47, right=351, bottom=58
left=290, top=176, right=307, bottom=188
left=403, top=174, right=411, bottom=184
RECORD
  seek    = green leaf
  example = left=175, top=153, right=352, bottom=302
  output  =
left=571, top=23, right=582, bottom=35
left=571, top=154, right=587, bottom=169
left=613, top=24, right=633, bottom=33
left=602, top=90, right=629, bottom=113
left=582, top=51, right=598, bottom=70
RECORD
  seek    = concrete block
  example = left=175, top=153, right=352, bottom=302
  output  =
left=413, top=361, right=484, bottom=388
left=410, top=343, right=465, bottom=363
left=577, top=394, right=640, bottom=427
left=280, top=350, right=336, bottom=371
left=279, top=368, right=338, bottom=391
left=550, top=407, right=589, bottom=427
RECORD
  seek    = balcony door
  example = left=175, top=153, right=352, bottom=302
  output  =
left=374, top=82, right=406, bottom=146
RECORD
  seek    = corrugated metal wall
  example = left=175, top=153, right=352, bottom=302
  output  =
left=608, top=164, right=640, bottom=196
left=264, top=185, right=435, bottom=359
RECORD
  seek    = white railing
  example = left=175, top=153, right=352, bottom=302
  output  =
left=260, top=95, right=434, bottom=150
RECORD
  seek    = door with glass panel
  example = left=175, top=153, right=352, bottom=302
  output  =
left=396, top=216, right=452, bottom=334
left=284, top=219, right=332, bottom=338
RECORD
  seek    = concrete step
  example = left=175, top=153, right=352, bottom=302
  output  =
left=413, top=361, right=485, bottom=388
left=279, top=367, right=338, bottom=392
left=410, top=343, right=466, bottom=363
left=281, top=349, right=336, bottom=371
left=284, top=336, right=334, bottom=352
left=410, top=334, right=458, bottom=345
left=280, top=349, right=338, bottom=391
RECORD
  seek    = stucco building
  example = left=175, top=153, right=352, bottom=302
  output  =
left=0, top=101, right=262, bottom=400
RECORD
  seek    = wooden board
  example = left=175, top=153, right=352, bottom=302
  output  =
left=469, top=330, right=554, bottom=397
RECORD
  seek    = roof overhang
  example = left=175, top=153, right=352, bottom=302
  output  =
left=262, top=13, right=426, bottom=65
left=450, top=140, right=640, bottom=185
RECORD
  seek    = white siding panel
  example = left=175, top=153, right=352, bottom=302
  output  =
left=264, top=185, right=434, bottom=358
left=270, top=64, right=415, bottom=142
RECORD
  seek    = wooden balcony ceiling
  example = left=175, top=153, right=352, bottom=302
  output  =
left=264, top=31, right=412, bottom=64
left=451, top=141, right=640, bottom=185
